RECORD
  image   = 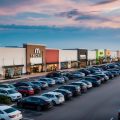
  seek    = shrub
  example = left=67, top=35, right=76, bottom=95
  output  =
left=0, top=95, right=12, bottom=105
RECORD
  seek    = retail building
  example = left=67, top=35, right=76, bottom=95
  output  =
left=0, top=47, right=26, bottom=78
left=23, top=44, right=46, bottom=73
left=111, top=51, right=118, bottom=62
left=87, top=50, right=96, bottom=66
left=59, top=50, right=78, bottom=69
left=104, top=49, right=111, bottom=63
left=46, top=49, right=59, bottom=71
left=96, top=49, right=105, bottom=64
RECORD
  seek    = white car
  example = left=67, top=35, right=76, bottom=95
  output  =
left=39, top=78, right=56, bottom=86
left=53, top=77, right=65, bottom=84
left=0, top=105, right=22, bottom=120
left=0, top=88, right=22, bottom=102
left=80, top=80, right=93, bottom=89
left=41, top=92, right=65, bottom=105
left=0, top=84, right=16, bottom=89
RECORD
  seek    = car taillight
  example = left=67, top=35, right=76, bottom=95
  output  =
left=9, top=115, right=16, bottom=118
left=29, top=90, right=34, bottom=93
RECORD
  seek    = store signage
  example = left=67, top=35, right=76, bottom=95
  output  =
left=80, top=55, right=86, bottom=59
left=31, top=48, right=41, bottom=58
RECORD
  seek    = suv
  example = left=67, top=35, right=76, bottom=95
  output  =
left=16, top=86, right=34, bottom=96
left=58, top=85, right=81, bottom=96
left=0, top=88, right=22, bottom=102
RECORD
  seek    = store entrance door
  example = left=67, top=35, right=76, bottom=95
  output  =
left=30, top=65, right=42, bottom=73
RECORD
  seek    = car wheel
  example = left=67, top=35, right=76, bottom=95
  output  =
left=52, top=100, right=56, bottom=106
left=18, top=103, right=23, bottom=108
left=37, top=106, right=41, bottom=111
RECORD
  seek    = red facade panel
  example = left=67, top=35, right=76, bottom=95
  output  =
left=46, top=49, right=59, bottom=63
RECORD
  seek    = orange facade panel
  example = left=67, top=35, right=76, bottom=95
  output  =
left=46, top=49, right=59, bottom=63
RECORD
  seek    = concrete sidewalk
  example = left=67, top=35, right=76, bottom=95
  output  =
left=0, top=68, right=77, bottom=83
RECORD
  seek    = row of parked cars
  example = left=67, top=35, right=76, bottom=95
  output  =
left=1, top=62, right=120, bottom=120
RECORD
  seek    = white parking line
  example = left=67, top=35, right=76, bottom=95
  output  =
left=23, top=118, right=34, bottom=120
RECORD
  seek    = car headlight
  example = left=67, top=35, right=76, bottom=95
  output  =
left=11, top=96, right=17, bottom=99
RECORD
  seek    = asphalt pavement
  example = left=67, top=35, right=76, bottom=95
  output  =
left=11, top=76, right=120, bottom=120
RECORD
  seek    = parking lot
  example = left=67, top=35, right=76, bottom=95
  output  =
left=8, top=76, right=119, bottom=120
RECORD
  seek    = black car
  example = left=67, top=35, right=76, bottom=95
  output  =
left=58, top=85, right=81, bottom=96
left=70, top=82, right=87, bottom=93
left=13, top=82, right=41, bottom=94
left=103, top=71, right=114, bottom=79
left=84, top=77, right=101, bottom=87
left=53, top=89, right=72, bottom=100
left=17, top=96, right=53, bottom=111
left=87, top=74, right=105, bottom=83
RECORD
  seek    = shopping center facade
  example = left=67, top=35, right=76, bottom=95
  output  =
left=0, top=43, right=119, bottom=78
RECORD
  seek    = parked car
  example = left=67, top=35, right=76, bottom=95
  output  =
left=13, top=82, right=41, bottom=94
left=70, top=82, right=87, bottom=93
left=65, top=73, right=83, bottom=80
left=84, top=77, right=101, bottom=87
left=53, top=89, right=72, bottom=100
left=53, top=77, right=65, bottom=84
left=102, top=71, right=114, bottom=79
left=107, top=69, right=119, bottom=76
left=38, top=78, right=55, bottom=87
left=41, top=92, right=65, bottom=105
left=58, top=85, right=81, bottom=96
left=46, top=71, right=69, bottom=82
left=16, top=86, right=34, bottom=96
left=71, top=71, right=85, bottom=77
left=93, top=72, right=109, bottom=81
left=87, top=74, right=105, bottom=83
left=0, top=88, right=22, bottom=102
left=0, top=105, right=22, bottom=120
left=46, top=72, right=62, bottom=78
left=17, top=96, right=53, bottom=111
left=80, top=80, right=93, bottom=89
left=0, top=84, right=15, bottom=89
left=31, top=81, right=48, bottom=90
left=77, top=69, right=91, bottom=76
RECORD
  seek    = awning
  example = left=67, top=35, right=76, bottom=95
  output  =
left=3, top=64, right=24, bottom=68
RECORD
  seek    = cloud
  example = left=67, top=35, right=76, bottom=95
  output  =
left=0, top=0, right=120, bottom=28
left=93, top=0, right=118, bottom=5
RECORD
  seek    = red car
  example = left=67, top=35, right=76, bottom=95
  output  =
left=16, top=86, right=34, bottom=96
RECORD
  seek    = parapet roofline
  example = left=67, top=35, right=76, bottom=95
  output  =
left=23, top=43, right=46, bottom=47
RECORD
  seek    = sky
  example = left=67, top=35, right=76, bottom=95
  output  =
left=0, top=0, right=120, bottom=50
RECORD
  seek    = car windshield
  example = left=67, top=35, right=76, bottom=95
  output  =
left=4, top=108, right=16, bottom=113
left=7, top=90, right=17, bottom=94
left=55, top=94, right=62, bottom=99
left=0, top=85, right=8, bottom=88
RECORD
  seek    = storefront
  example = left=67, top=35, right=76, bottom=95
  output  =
left=96, top=49, right=105, bottom=64
left=59, top=50, right=78, bottom=69
left=87, top=50, right=96, bottom=66
left=3, top=65, right=24, bottom=79
left=117, top=51, right=120, bottom=61
left=111, top=51, right=118, bottom=62
left=46, top=49, right=59, bottom=72
left=104, top=49, right=111, bottom=63
left=78, top=49, right=87, bottom=68
left=23, top=44, right=46, bottom=74
left=0, top=47, right=26, bottom=78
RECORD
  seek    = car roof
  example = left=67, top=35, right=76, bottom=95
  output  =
left=0, top=84, right=10, bottom=86
left=31, top=95, right=48, bottom=99
left=0, top=88, right=13, bottom=90
left=62, top=85, right=77, bottom=87
left=0, top=105, right=12, bottom=110
left=43, top=91, right=61, bottom=95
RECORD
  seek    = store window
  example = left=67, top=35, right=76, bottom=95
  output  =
left=4, top=67, right=23, bottom=79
